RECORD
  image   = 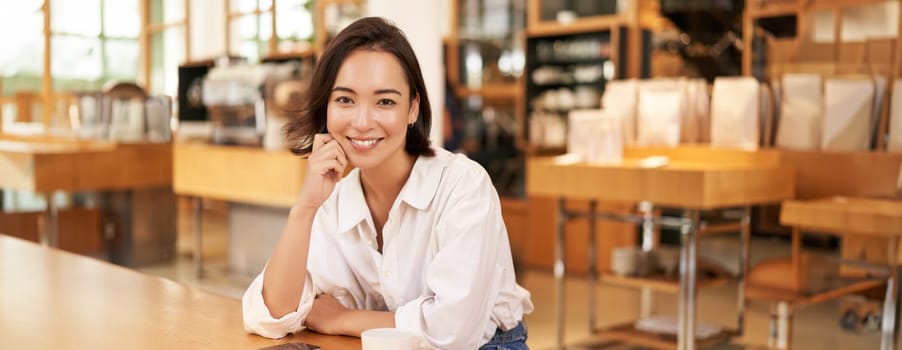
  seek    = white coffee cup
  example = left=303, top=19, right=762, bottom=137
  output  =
left=611, top=246, right=640, bottom=276
left=361, top=328, right=416, bottom=350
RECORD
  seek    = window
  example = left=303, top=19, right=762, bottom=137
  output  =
left=0, top=0, right=143, bottom=126
left=146, top=0, right=189, bottom=96
left=227, top=0, right=315, bottom=61
left=51, top=0, right=140, bottom=91
left=0, top=0, right=44, bottom=118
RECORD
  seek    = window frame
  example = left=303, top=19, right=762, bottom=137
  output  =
left=141, top=0, right=192, bottom=95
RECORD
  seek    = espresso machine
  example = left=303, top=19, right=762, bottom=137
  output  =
left=202, top=62, right=268, bottom=146
left=200, top=59, right=310, bottom=147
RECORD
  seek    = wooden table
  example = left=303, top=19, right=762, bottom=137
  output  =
left=782, top=197, right=902, bottom=236
left=173, top=143, right=307, bottom=277
left=0, top=234, right=360, bottom=350
left=778, top=197, right=902, bottom=350
left=0, top=136, right=172, bottom=247
left=527, top=149, right=795, bottom=350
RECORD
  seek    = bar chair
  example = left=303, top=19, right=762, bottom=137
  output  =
left=748, top=197, right=902, bottom=350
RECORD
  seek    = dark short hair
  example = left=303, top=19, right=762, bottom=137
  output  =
left=284, top=17, right=434, bottom=157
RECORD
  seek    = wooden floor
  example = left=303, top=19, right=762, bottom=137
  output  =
left=136, top=198, right=883, bottom=350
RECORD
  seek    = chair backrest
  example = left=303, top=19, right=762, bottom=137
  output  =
left=780, top=149, right=902, bottom=199
left=102, top=81, right=147, bottom=100
left=14, top=91, right=38, bottom=123
left=101, top=82, right=149, bottom=141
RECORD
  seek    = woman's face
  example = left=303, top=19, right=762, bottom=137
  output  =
left=326, top=49, right=419, bottom=171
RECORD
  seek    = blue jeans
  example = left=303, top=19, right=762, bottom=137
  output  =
left=478, top=322, right=528, bottom=350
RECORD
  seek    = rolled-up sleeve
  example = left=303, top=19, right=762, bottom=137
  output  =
left=242, top=206, right=335, bottom=339
left=242, top=268, right=318, bottom=339
left=393, top=168, right=507, bottom=349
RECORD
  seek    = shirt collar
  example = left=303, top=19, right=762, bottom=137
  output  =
left=398, top=148, right=446, bottom=210
left=334, top=148, right=447, bottom=234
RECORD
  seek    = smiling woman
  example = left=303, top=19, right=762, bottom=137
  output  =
left=243, top=17, right=533, bottom=350
left=325, top=49, right=421, bottom=171
left=283, top=16, right=433, bottom=158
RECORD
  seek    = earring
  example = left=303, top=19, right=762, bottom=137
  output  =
left=408, top=122, right=415, bottom=128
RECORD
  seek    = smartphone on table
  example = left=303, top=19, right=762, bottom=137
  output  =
left=257, top=342, right=321, bottom=350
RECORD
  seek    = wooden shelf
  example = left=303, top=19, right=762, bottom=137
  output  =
left=698, top=221, right=744, bottom=236
left=747, top=277, right=886, bottom=306
left=600, top=268, right=729, bottom=294
left=455, top=84, right=520, bottom=101
left=745, top=0, right=799, bottom=18
left=595, top=321, right=735, bottom=350
left=527, top=14, right=624, bottom=38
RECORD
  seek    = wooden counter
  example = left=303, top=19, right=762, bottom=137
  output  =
left=527, top=155, right=795, bottom=209
left=0, top=139, right=171, bottom=192
left=172, top=143, right=308, bottom=277
left=0, top=135, right=174, bottom=250
left=0, top=234, right=361, bottom=350
left=173, top=143, right=306, bottom=208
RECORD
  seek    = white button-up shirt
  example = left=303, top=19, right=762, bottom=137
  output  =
left=242, top=147, right=534, bottom=349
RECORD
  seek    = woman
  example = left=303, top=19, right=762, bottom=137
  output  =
left=242, top=17, right=533, bottom=349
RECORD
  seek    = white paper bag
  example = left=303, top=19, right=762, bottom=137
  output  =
left=529, top=111, right=567, bottom=148
left=601, top=79, right=639, bottom=145
left=637, top=86, right=682, bottom=147
left=594, top=116, right=625, bottom=164
left=710, top=77, right=760, bottom=150
left=567, top=109, right=623, bottom=164
left=776, top=73, right=822, bottom=150
left=822, top=78, right=874, bottom=151
left=568, top=109, right=603, bottom=159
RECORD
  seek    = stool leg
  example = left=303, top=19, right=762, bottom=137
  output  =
left=677, top=209, right=700, bottom=350
left=880, top=237, right=899, bottom=350
left=639, top=201, right=655, bottom=319
left=193, top=197, right=204, bottom=279
left=736, top=206, right=751, bottom=335
left=40, top=191, right=59, bottom=247
left=768, top=301, right=793, bottom=350
left=588, top=200, right=598, bottom=333
left=554, top=198, right=567, bottom=349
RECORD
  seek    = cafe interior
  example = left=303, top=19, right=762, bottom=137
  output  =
left=3, top=0, right=902, bottom=349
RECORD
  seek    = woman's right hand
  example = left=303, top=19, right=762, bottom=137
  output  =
left=294, top=134, right=348, bottom=210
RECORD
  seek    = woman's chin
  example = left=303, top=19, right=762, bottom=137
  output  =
left=346, top=156, right=375, bottom=171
